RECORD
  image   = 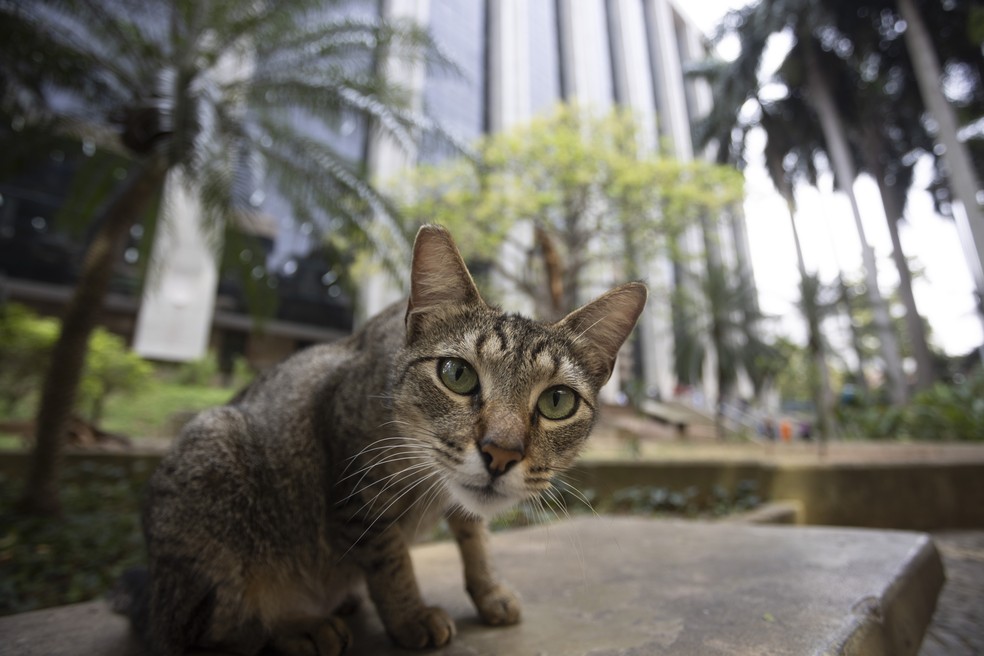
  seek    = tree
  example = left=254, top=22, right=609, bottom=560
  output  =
left=693, top=38, right=842, bottom=438
left=0, top=0, right=449, bottom=515
left=895, top=0, right=984, bottom=325
left=698, top=0, right=927, bottom=405
left=393, top=105, right=757, bottom=410
left=393, top=106, right=704, bottom=318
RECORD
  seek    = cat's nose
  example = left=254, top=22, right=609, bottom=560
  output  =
left=479, top=439, right=524, bottom=477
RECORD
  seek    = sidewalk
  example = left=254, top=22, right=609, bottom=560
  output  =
left=920, top=531, right=984, bottom=655
left=0, top=517, right=943, bottom=656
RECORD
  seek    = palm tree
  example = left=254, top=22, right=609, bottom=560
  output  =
left=895, top=0, right=984, bottom=316
left=794, top=29, right=909, bottom=405
left=1, top=0, right=450, bottom=515
left=761, top=111, right=840, bottom=440
left=693, top=42, right=842, bottom=439
left=699, top=0, right=913, bottom=404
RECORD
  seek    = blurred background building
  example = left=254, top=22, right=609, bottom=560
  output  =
left=0, top=0, right=754, bottom=408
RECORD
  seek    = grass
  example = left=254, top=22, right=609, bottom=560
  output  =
left=99, top=381, right=235, bottom=439
left=0, top=379, right=237, bottom=448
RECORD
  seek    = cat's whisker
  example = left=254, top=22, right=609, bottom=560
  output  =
left=358, top=461, right=438, bottom=518
left=350, top=462, right=432, bottom=517
left=341, top=445, right=431, bottom=477
left=541, top=487, right=570, bottom=522
left=554, top=479, right=625, bottom=556
left=553, top=478, right=601, bottom=519
left=372, top=418, right=412, bottom=431
left=343, top=451, right=434, bottom=505
left=337, top=470, right=445, bottom=562
left=377, top=474, right=448, bottom=542
left=339, top=445, right=433, bottom=483
left=534, top=496, right=549, bottom=526
left=413, top=477, right=449, bottom=539
left=339, top=436, right=413, bottom=471
left=338, top=457, right=434, bottom=506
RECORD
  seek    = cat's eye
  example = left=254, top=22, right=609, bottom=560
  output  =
left=438, top=357, right=479, bottom=395
left=537, top=386, right=578, bottom=420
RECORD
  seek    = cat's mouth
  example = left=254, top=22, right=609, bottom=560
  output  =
left=460, top=482, right=504, bottom=499
left=448, top=477, right=519, bottom=518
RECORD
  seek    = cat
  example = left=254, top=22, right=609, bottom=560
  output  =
left=118, top=225, right=647, bottom=655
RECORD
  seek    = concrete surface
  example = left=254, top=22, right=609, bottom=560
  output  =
left=4, top=441, right=982, bottom=530
left=570, top=459, right=984, bottom=530
left=920, top=531, right=984, bottom=655
left=0, top=517, right=944, bottom=656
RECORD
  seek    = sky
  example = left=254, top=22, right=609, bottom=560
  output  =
left=678, top=0, right=984, bottom=358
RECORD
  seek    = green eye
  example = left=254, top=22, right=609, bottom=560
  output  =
left=438, top=358, right=479, bottom=395
left=537, top=386, right=578, bottom=420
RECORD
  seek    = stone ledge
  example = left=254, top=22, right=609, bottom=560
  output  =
left=724, top=499, right=804, bottom=525
left=0, top=517, right=944, bottom=656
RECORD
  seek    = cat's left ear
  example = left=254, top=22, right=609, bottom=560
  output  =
left=406, top=225, right=484, bottom=337
left=556, top=282, right=648, bottom=385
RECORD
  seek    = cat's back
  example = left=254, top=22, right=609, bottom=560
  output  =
left=231, top=301, right=405, bottom=420
left=144, top=302, right=406, bottom=547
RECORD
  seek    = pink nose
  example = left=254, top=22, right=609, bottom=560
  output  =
left=479, top=440, right=524, bottom=476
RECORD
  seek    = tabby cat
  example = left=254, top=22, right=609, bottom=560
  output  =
left=119, top=225, right=647, bottom=655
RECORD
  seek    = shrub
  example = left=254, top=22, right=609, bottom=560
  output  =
left=78, top=330, right=154, bottom=424
left=0, top=304, right=152, bottom=424
left=0, top=305, right=58, bottom=415
left=838, top=369, right=984, bottom=441
left=902, top=371, right=984, bottom=441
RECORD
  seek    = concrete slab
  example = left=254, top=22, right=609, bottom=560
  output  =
left=0, top=517, right=944, bottom=656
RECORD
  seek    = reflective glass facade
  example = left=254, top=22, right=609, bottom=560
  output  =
left=527, top=0, right=561, bottom=114
left=420, top=0, right=487, bottom=162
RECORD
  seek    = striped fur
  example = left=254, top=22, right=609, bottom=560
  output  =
left=128, top=226, right=646, bottom=655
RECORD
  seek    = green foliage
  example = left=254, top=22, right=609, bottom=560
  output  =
left=98, top=379, right=234, bottom=439
left=609, top=480, right=761, bottom=518
left=391, top=104, right=744, bottom=318
left=1, top=0, right=454, bottom=280
left=772, top=338, right=814, bottom=404
left=0, top=304, right=239, bottom=439
left=0, top=463, right=149, bottom=615
left=0, top=305, right=151, bottom=423
left=173, top=351, right=221, bottom=387
left=839, top=370, right=984, bottom=441
left=78, top=331, right=153, bottom=424
left=0, top=305, right=58, bottom=414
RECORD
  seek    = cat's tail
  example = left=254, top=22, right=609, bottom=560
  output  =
left=108, top=566, right=151, bottom=642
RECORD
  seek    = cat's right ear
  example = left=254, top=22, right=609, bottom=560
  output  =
left=406, top=225, right=484, bottom=338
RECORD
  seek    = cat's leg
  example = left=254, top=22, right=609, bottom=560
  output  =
left=144, top=559, right=265, bottom=656
left=446, top=513, right=522, bottom=626
left=343, top=524, right=455, bottom=649
left=265, top=616, right=352, bottom=656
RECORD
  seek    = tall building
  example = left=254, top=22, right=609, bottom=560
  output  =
left=365, top=0, right=758, bottom=406
left=1, top=0, right=756, bottom=406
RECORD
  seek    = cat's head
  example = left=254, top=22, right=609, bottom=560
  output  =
left=393, top=225, right=646, bottom=517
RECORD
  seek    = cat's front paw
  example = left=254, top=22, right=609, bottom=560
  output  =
left=268, top=616, right=351, bottom=656
left=471, top=583, right=522, bottom=626
left=386, top=605, right=456, bottom=649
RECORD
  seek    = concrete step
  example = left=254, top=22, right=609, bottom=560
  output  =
left=0, top=517, right=944, bottom=656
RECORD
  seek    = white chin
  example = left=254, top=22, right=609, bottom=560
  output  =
left=448, top=481, right=521, bottom=519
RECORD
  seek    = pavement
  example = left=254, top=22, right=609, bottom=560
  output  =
left=0, top=517, right=944, bottom=656
left=920, top=531, right=984, bottom=656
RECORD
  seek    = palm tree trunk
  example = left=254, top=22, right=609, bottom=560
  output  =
left=835, top=274, right=869, bottom=395
left=897, top=0, right=984, bottom=332
left=803, top=38, right=908, bottom=405
left=17, top=157, right=167, bottom=515
left=697, top=211, right=725, bottom=438
left=861, top=125, right=936, bottom=391
left=782, top=190, right=835, bottom=444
